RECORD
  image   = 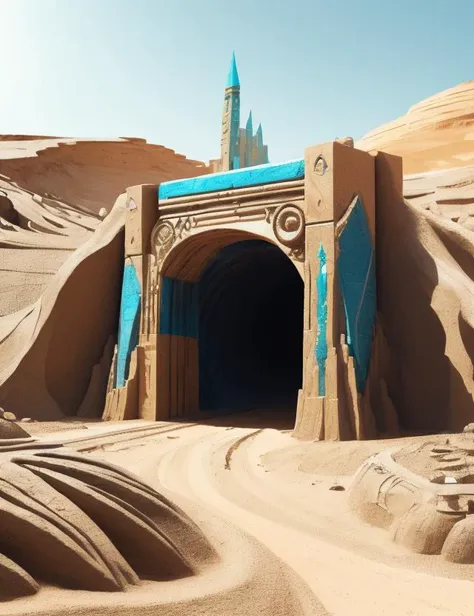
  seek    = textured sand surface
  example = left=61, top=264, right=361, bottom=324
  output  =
left=357, top=81, right=474, bottom=174
left=3, top=83, right=474, bottom=614
left=1, top=420, right=326, bottom=616
left=0, top=136, right=208, bottom=215
left=26, top=419, right=472, bottom=616
left=374, top=167, right=474, bottom=433
left=355, top=82, right=474, bottom=434
left=0, top=137, right=207, bottom=420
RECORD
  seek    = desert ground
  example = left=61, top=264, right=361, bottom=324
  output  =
left=1, top=415, right=470, bottom=616
left=2, top=82, right=474, bottom=614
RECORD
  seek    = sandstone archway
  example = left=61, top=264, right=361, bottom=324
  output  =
left=157, top=230, right=304, bottom=424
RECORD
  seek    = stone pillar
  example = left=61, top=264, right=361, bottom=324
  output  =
left=294, top=142, right=377, bottom=441
left=103, top=184, right=159, bottom=422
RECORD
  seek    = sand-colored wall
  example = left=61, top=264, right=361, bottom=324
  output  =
left=374, top=153, right=474, bottom=432
left=0, top=200, right=124, bottom=419
left=107, top=142, right=384, bottom=441
left=0, top=136, right=211, bottom=420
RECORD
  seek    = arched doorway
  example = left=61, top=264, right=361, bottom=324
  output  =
left=199, top=239, right=304, bottom=416
left=157, top=232, right=304, bottom=427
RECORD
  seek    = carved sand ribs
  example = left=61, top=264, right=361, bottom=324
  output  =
left=0, top=419, right=216, bottom=601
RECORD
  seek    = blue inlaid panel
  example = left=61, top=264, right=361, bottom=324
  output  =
left=158, top=158, right=305, bottom=200
left=160, top=276, right=198, bottom=338
left=115, top=263, right=141, bottom=388
left=337, top=196, right=376, bottom=393
left=315, top=244, right=328, bottom=396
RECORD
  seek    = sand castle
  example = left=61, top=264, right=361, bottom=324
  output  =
left=3, top=59, right=474, bottom=615
left=103, top=141, right=397, bottom=443
left=2, top=58, right=473, bottom=439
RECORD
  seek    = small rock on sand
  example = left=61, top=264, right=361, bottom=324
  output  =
left=0, top=408, right=17, bottom=421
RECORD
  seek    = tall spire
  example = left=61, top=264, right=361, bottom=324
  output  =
left=246, top=110, right=253, bottom=131
left=226, top=52, right=240, bottom=88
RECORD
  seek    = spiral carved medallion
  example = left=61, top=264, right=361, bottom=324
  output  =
left=273, top=204, right=305, bottom=248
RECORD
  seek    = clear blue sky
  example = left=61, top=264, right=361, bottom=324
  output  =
left=0, top=0, right=472, bottom=163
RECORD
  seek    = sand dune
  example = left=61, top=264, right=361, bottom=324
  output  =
left=0, top=136, right=207, bottom=214
left=0, top=136, right=208, bottom=420
left=357, top=81, right=474, bottom=174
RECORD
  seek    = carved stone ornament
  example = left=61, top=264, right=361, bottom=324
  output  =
left=152, top=220, right=175, bottom=262
left=175, top=216, right=192, bottom=239
left=313, top=156, right=327, bottom=176
left=273, top=204, right=305, bottom=248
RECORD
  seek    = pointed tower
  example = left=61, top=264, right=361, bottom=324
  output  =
left=255, top=123, right=269, bottom=165
left=245, top=111, right=253, bottom=168
left=220, top=52, right=241, bottom=171
left=255, top=123, right=263, bottom=165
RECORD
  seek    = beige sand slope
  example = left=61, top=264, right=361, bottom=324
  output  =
left=357, top=84, right=474, bottom=434
left=357, top=81, right=474, bottom=174
left=373, top=164, right=474, bottom=433
left=0, top=136, right=208, bottom=214
left=0, top=137, right=207, bottom=420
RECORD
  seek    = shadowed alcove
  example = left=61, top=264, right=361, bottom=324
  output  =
left=198, top=239, right=304, bottom=417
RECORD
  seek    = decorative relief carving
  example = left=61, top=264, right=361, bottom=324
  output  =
left=314, top=156, right=327, bottom=176
left=273, top=203, right=305, bottom=248
left=152, top=220, right=175, bottom=263
left=151, top=201, right=305, bottom=270
left=289, top=245, right=305, bottom=262
left=265, top=207, right=275, bottom=224
left=175, top=216, right=192, bottom=239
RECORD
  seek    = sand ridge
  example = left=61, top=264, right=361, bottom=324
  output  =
left=357, top=81, right=474, bottom=174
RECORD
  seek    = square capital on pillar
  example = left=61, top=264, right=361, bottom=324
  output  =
left=304, top=142, right=335, bottom=225
left=125, top=184, right=159, bottom=257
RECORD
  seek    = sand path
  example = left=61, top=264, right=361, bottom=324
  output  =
left=69, top=420, right=474, bottom=616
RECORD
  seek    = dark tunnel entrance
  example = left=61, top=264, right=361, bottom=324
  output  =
left=198, top=239, right=304, bottom=421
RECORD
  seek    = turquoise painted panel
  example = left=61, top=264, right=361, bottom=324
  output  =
left=315, top=244, right=328, bottom=396
left=159, top=276, right=198, bottom=338
left=160, top=276, right=173, bottom=335
left=337, top=196, right=376, bottom=393
left=159, top=158, right=305, bottom=200
left=115, top=263, right=141, bottom=388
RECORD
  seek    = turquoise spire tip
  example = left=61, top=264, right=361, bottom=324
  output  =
left=246, top=110, right=253, bottom=130
left=226, top=52, right=240, bottom=88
